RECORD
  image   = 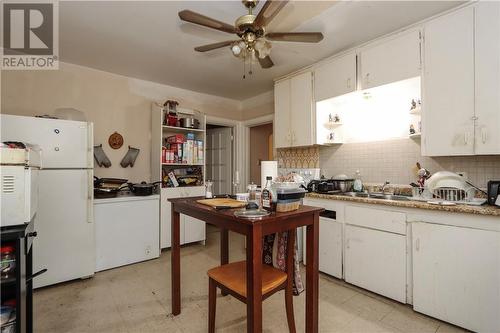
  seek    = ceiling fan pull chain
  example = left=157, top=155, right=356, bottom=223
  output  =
left=243, top=53, right=246, bottom=79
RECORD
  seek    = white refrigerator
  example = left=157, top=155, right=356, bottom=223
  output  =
left=1, top=114, right=95, bottom=288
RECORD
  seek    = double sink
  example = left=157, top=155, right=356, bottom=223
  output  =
left=340, top=192, right=411, bottom=201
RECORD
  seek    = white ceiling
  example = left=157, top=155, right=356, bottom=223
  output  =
left=60, top=1, right=463, bottom=100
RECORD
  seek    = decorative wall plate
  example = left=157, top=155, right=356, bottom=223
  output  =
left=108, top=132, right=124, bottom=149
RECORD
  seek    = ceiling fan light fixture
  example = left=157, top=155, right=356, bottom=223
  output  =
left=255, top=40, right=271, bottom=58
left=180, top=0, right=323, bottom=71
left=231, top=43, right=242, bottom=56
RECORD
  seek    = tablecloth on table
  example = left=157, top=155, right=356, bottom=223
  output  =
left=263, top=230, right=304, bottom=296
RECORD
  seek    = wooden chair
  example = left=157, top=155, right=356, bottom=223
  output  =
left=207, top=230, right=296, bottom=333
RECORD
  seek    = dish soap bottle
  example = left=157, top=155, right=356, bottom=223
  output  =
left=353, top=170, right=363, bottom=192
left=261, top=176, right=275, bottom=211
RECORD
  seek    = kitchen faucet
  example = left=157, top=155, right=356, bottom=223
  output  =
left=381, top=181, right=391, bottom=194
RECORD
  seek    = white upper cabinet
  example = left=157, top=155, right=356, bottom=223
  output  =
left=422, top=7, right=475, bottom=156
left=360, top=30, right=421, bottom=90
left=290, top=72, right=314, bottom=147
left=274, top=72, right=314, bottom=148
left=314, top=51, right=357, bottom=101
left=274, top=79, right=291, bottom=149
left=474, top=1, right=500, bottom=154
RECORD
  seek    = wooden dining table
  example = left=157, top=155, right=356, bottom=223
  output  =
left=168, top=197, right=323, bottom=333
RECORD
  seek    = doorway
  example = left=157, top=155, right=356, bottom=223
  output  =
left=249, top=123, right=273, bottom=186
left=206, top=124, right=233, bottom=195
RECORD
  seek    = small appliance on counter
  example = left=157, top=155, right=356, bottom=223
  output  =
left=0, top=142, right=41, bottom=227
left=93, top=177, right=128, bottom=199
left=307, top=175, right=353, bottom=194
left=332, top=174, right=354, bottom=193
left=487, top=181, right=500, bottom=207
left=127, top=181, right=161, bottom=196
left=306, top=179, right=322, bottom=193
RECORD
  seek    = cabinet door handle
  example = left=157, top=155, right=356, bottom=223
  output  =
left=346, top=238, right=350, bottom=249
left=464, top=131, right=468, bottom=145
left=415, top=238, right=420, bottom=252
left=365, top=73, right=370, bottom=86
left=481, top=127, right=487, bottom=144
left=347, top=78, right=351, bottom=89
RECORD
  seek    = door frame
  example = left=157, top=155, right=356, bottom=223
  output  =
left=242, top=114, right=274, bottom=188
left=206, top=115, right=242, bottom=193
left=205, top=114, right=274, bottom=193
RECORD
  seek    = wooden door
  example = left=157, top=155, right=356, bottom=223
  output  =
left=422, top=7, right=475, bottom=156
left=206, top=127, right=233, bottom=195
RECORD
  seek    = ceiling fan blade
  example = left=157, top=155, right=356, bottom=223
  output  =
left=194, top=40, right=236, bottom=52
left=253, top=1, right=289, bottom=28
left=266, top=32, right=324, bottom=43
left=257, top=55, right=274, bottom=69
left=179, top=10, right=235, bottom=34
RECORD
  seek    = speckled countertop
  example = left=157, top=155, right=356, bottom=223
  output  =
left=306, top=192, right=500, bottom=217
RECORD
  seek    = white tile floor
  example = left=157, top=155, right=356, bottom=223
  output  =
left=34, top=226, right=469, bottom=332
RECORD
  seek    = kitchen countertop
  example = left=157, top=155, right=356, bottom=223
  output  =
left=94, top=191, right=160, bottom=204
left=306, top=192, right=500, bottom=217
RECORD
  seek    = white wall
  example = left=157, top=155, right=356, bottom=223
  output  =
left=240, top=90, right=274, bottom=120
left=1, top=62, right=242, bottom=182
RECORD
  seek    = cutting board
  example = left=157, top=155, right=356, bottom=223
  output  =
left=197, top=198, right=247, bottom=208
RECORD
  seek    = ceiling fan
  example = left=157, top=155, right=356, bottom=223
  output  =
left=178, top=0, right=324, bottom=70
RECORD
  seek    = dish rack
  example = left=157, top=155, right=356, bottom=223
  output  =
left=432, top=187, right=473, bottom=202
left=412, top=186, right=487, bottom=206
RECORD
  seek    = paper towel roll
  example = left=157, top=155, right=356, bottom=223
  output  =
left=261, top=161, right=278, bottom=187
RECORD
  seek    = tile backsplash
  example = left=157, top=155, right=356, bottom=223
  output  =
left=277, top=147, right=319, bottom=169
left=319, top=138, right=500, bottom=189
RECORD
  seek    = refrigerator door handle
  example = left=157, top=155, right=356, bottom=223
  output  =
left=87, top=123, right=94, bottom=169
left=87, top=169, right=94, bottom=223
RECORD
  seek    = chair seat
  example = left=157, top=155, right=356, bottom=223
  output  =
left=207, top=261, right=287, bottom=298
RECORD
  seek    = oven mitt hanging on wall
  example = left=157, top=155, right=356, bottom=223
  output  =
left=94, top=144, right=112, bottom=168
left=120, top=146, right=140, bottom=168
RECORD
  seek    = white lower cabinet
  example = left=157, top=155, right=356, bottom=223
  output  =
left=344, top=224, right=407, bottom=303
left=319, top=214, right=343, bottom=279
left=95, top=196, right=160, bottom=272
left=160, top=187, right=206, bottom=249
left=160, top=189, right=180, bottom=248
left=412, top=222, right=500, bottom=333
left=182, top=187, right=206, bottom=244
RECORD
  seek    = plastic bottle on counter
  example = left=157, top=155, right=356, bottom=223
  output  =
left=353, top=170, right=363, bottom=192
